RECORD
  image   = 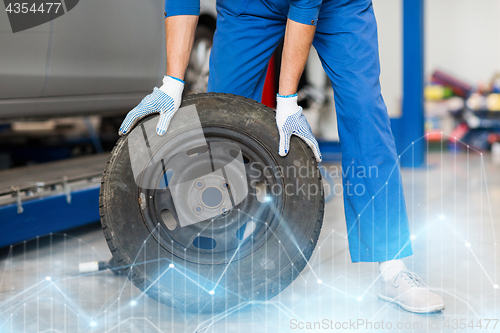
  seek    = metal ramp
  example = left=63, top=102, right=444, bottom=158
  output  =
left=0, top=154, right=109, bottom=248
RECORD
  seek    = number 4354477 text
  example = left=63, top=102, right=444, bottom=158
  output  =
left=6, top=2, right=62, bottom=14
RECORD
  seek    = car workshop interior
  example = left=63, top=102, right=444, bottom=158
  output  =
left=1, top=0, right=500, bottom=332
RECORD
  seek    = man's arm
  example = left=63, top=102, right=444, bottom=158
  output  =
left=165, top=15, right=199, bottom=80
left=279, top=19, right=316, bottom=96
left=275, top=16, right=322, bottom=162
left=118, top=14, right=198, bottom=136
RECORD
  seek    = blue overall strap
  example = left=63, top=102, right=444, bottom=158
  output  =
left=165, top=0, right=200, bottom=17
left=289, top=0, right=323, bottom=25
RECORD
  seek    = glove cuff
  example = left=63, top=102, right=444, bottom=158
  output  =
left=276, top=93, right=301, bottom=117
left=159, top=75, right=185, bottom=99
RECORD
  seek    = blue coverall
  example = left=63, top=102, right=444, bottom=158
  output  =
left=166, top=0, right=413, bottom=263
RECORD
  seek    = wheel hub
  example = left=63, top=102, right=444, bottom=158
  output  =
left=139, top=127, right=285, bottom=264
left=190, top=175, right=230, bottom=220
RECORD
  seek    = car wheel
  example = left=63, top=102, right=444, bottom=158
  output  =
left=99, top=93, right=324, bottom=313
left=184, top=25, right=214, bottom=96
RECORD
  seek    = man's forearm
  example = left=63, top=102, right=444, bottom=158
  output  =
left=165, top=15, right=199, bottom=81
left=278, top=19, right=316, bottom=96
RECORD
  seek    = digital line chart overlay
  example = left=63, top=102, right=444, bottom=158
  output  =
left=0, top=132, right=499, bottom=333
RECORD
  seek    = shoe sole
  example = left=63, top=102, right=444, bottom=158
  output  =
left=377, top=293, right=445, bottom=313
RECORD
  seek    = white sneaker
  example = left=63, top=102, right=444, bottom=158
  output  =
left=377, top=270, right=445, bottom=313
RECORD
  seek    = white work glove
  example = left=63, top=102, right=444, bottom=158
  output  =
left=119, top=75, right=184, bottom=136
left=276, top=94, right=322, bottom=163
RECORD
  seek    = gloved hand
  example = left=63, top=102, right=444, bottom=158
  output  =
left=276, top=94, right=322, bottom=162
left=119, top=75, right=184, bottom=136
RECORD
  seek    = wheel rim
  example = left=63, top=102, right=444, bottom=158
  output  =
left=185, top=37, right=212, bottom=95
left=139, top=127, right=285, bottom=264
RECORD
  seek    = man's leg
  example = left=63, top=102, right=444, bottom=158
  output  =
left=313, top=1, right=444, bottom=313
left=313, top=2, right=412, bottom=264
left=207, top=2, right=286, bottom=100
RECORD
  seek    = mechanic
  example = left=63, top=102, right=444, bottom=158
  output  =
left=119, top=0, right=445, bottom=313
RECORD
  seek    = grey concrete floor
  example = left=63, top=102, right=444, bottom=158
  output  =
left=1, top=151, right=499, bottom=332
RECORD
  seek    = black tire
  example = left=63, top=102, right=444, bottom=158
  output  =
left=99, top=93, right=324, bottom=313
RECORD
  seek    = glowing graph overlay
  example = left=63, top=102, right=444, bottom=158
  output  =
left=0, top=133, right=499, bottom=332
